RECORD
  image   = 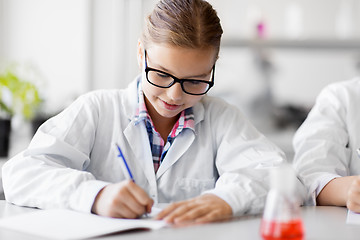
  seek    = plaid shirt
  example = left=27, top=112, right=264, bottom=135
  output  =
left=134, top=83, right=195, bottom=173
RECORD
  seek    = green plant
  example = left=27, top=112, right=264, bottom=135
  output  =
left=0, top=68, right=42, bottom=120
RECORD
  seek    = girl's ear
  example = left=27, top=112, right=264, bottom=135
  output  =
left=137, top=39, right=144, bottom=69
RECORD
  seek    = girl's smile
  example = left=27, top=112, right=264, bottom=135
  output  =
left=160, top=99, right=182, bottom=111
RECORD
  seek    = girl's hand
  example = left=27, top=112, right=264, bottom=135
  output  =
left=155, top=194, right=232, bottom=224
left=91, top=180, right=153, bottom=219
left=347, top=176, right=360, bottom=213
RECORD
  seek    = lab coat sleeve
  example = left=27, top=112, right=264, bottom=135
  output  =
left=2, top=93, right=110, bottom=213
left=202, top=100, right=286, bottom=215
left=293, top=84, right=350, bottom=205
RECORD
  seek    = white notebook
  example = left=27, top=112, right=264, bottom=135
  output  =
left=346, top=210, right=360, bottom=225
left=0, top=208, right=168, bottom=240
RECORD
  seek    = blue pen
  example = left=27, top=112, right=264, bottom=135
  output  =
left=116, top=143, right=135, bottom=182
left=116, top=143, right=151, bottom=217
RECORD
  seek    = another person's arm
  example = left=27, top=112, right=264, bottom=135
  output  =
left=317, top=176, right=360, bottom=213
left=293, top=83, right=351, bottom=206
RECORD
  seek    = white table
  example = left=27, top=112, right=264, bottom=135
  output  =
left=0, top=201, right=359, bottom=240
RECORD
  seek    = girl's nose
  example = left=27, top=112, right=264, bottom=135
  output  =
left=166, top=82, right=183, bottom=101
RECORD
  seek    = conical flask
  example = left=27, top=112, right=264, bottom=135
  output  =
left=260, top=164, right=304, bottom=240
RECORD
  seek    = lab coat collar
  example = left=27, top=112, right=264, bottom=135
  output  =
left=155, top=129, right=195, bottom=179
left=123, top=120, right=157, bottom=188
left=122, top=75, right=141, bottom=121
left=154, top=100, right=204, bottom=179
left=192, top=98, right=205, bottom=126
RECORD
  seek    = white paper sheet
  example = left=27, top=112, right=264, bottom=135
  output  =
left=0, top=209, right=168, bottom=240
left=346, top=210, right=360, bottom=224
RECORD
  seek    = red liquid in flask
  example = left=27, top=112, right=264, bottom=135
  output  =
left=260, top=218, right=304, bottom=240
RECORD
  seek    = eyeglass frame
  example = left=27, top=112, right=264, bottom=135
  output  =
left=144, top=50, right=215, bottom=96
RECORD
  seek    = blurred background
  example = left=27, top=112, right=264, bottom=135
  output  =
left=0, top=0, right=360, bottom=161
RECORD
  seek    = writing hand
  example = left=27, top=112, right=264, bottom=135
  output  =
left=155, top=194, right=232, bottom=224
left=347, top=176, right=360, bottom=213
left=91, top=180, right=153, bottom=218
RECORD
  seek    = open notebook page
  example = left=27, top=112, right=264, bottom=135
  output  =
left=0, top=207, right=168, bottom=240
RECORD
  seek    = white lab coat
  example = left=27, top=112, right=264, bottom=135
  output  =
left=2, top=76, right=285, bottom=216
left=293, top=77, right=360, bottom=205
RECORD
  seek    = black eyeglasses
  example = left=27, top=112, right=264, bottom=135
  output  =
left=144, top=50, right=215, bottom=95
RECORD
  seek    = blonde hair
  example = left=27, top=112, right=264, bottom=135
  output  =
left=141, top=0, right=223, bottom=57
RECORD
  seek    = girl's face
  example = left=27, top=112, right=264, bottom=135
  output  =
left=138, top=44, right=216, bottom=123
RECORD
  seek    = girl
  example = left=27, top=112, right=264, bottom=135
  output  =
left=2, top=0, right=285, bottom=224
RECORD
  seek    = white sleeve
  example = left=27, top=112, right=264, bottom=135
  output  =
left=202, top=102, right=287, bottom=215
left=293, top=85, right=351, bottom=205
left=2, top=94, right=110, bottom=212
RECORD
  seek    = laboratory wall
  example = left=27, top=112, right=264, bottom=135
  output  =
left=0, top=0, right=90, bottom=113
left=210, top=0, right=360, bottom=107
left=0, top=0, right=360, bottom=158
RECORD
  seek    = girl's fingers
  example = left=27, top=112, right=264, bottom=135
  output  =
left=126, top=181, right=154, bottom=212
left=112, top=201, right=139, bottom=219
left=92, top=180, right=154, bottom=218
left=155, top=202, right=181, bottom=219
left=171, top=205, right=209, bottom=223
left=156, top=195, right=232, bottom=224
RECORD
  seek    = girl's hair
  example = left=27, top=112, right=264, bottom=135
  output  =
left=141, top=0, right=223, bottom=56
